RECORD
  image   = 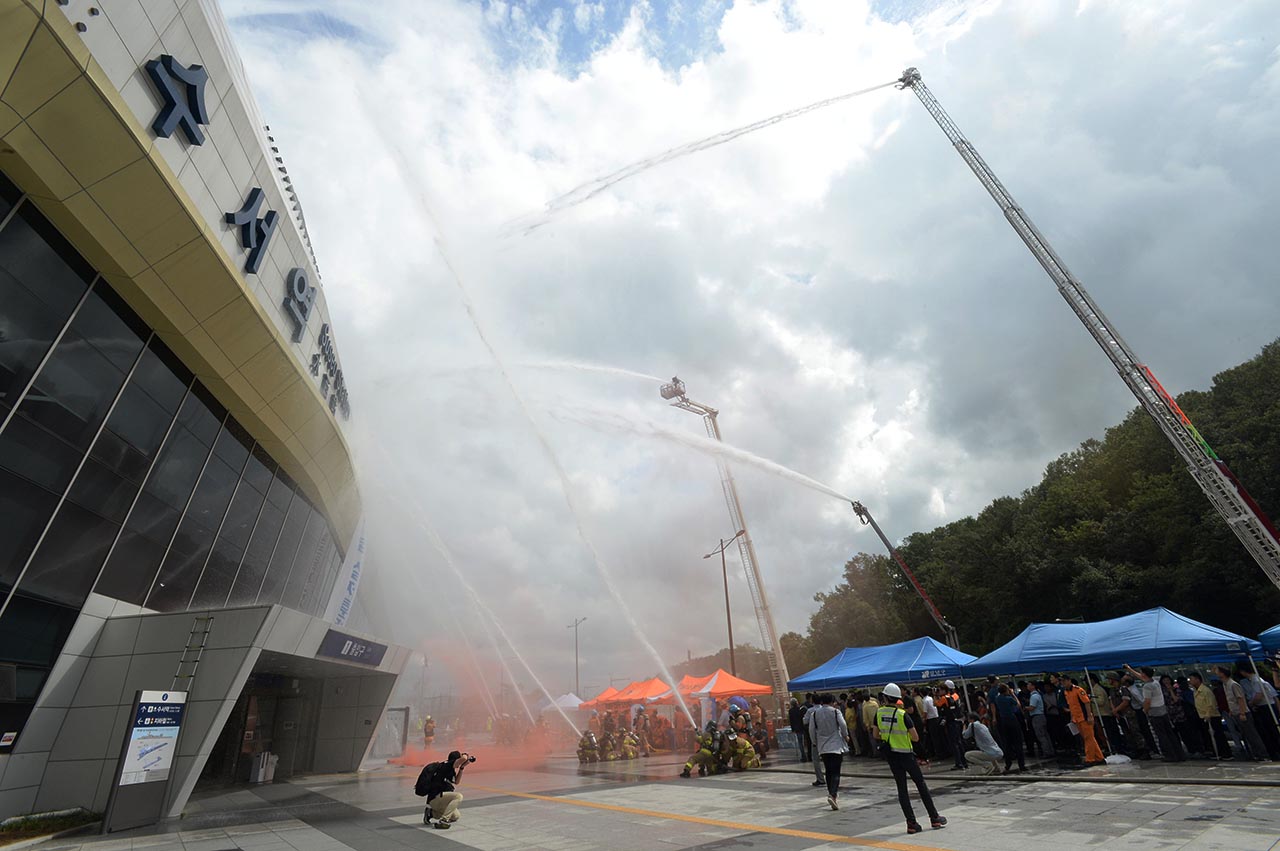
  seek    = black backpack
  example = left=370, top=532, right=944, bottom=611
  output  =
left=414, top=762, right=441, bottom=797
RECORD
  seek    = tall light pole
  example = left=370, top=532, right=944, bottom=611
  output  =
left=567, top=617, right=587, bottom=696
left=704, top=531, right=745, bottom=676
left=660, top=376, right=790, bottom=710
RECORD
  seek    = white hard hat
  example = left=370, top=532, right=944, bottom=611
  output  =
left=883, top=683, right=902, bottom=699
left=944, top=680, right=955, bottom=689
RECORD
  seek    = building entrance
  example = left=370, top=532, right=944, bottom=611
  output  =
left=201, top=672, right=321, bottom=787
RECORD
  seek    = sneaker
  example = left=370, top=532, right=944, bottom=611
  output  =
left=931, top=816, right=948, bottom=830
left=423, top=813, right=431, bottom=825
left=827, top=795, right=838, bottom=811
left=433, top=821, right=451, bottom=830
left=907, top=822, right=923, bottom=834
left=812, top=780, right=825, bottom=787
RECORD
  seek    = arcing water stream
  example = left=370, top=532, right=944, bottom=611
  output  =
left=389, top=483, right=583, bottom=736
left=551, top=404, right=852, bottom=502
left=508, top=78, right=899, bottom=235
left=370, top=135, right=699, bottom=730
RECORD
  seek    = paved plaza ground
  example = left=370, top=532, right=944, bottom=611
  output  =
left=29, top=750, right=1280, bottom=851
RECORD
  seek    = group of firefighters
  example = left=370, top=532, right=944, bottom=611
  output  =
left=574, top=698, right=771, bottom=775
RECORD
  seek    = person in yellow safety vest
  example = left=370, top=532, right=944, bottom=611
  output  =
left=728, top=731, right=760, bottom=770
left=679, top=725, right=719, bottom=777
left=874, top=683, right=948, bottom=836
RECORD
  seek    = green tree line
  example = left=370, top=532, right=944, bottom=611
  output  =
left=781, top=339, right=1280, bottom=676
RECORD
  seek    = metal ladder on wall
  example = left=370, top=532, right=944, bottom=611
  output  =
left=171, top=615, right=214, bottom=692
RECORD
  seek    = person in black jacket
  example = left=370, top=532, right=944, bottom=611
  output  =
left=788, top=698, right=808, bottom=761
left=418, top=751, right=472, bottom=828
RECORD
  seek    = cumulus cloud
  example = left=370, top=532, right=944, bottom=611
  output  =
left=221, top=0, right=1280, bottom=696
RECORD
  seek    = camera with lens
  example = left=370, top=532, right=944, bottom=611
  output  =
left=465, top=754, right=477, bottom=764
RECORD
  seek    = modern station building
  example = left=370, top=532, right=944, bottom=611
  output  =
left=0, top=0, right=406, bottom=820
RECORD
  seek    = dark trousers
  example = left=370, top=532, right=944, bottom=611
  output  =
left=1100, top=716, right=1125, bottom=755
left=887, top=751, right=938, bottom=825
left=1251, top=708, right=1280, bottom=759
left=926, top=718, right=946, bottom=758
left=821, top=753, right=843, bottom=798
left=1150, top=714, right=1185, bottom=761
left=946, top=719, right=966, bottom=767
left=1133, top=710, right=1158, bottom=754
left=800, top=730, right=813, bottom=761
left=999, top=722, right=1026, bottom=770
left=1176, top=718, right=1204, bottom=755
left=1202, top=717, right=1231, bottom=758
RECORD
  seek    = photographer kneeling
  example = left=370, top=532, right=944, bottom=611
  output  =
left=416, top=750, right=474, bottom=829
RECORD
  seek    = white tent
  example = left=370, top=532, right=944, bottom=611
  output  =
left=540, top=693, right=584, bottom=712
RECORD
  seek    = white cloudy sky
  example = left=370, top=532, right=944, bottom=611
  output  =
left=221, top=0, right=1280, bottom=698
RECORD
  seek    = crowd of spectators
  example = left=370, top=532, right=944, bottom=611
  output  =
left=787, top=658, right=1280, bottom=771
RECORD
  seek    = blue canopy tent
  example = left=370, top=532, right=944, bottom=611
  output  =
left=788, top=637, right=977, bottom=691
left=962, top=607, right=1262, bottom=677
left=1261, top=625, right=1280, bottom=654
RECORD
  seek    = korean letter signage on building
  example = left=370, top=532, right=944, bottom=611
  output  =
left=119, top=691, right=186, bottom=786
left=317, top=629, right=387, bottom=667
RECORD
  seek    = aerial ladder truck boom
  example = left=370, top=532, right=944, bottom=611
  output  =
left=898, top=68, right=1280, bottom=591
left=851, top=501, right=960, bottom=649
left=660, top=377, right=791, bottom=707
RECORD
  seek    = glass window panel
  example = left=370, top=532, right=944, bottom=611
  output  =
left=309, top=548, right=340, bottom=617
left=294, top=524, right=334, bottom=616
left=145, top=521, right=214, bottom=611
left=94, top=384, right=171, bottom=479
left=128, top=338, right=190, bottom=414
left=218, top=474, right=268, bottom=552
left=0, top=467, right=59, bottom=593
left=188, top=542, right=238, bottom=610
left=182, top=454, right=239, bottom=531
left=0, top=201, right=95, bottom=413
left=258, top=493, right=309, bottom=605
left=243, top=447, right=274, bottom=494
left=0, top=169, right=19, bottom=218
left=227, top=499, right=283, bottom=607
left=15, top=668, right=48, bottom=702
left=145, top=450, right=240, bottom=612
left=0, top=594, right=78, bottom=667
left=0, top=412, right=83, bottom=493
left=281, top=510, right=324, bottom=612
left=15, top=501, right=119, bottom=607
left=17, top=286, right=146, bottom=452
left=178, top=383, right=224, bottom=446
left=266, top=470, right=293, bottom=511
left=93, top=529, right=165, bottom=604
left=93, top=389, right=220, bottom=605
left=145, top=426, right=211, bottom=507
left=213, top=418, right=251, bottom=470
left=65, top=455, right=137, bottom=523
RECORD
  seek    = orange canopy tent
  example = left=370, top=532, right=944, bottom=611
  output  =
left=579, top=686, right=619, bottom=709
left=646, top=670, right=770, bottom=704
left=689, top=669, right=772, bottom=700
left=604, top=677, right=669, bottom=705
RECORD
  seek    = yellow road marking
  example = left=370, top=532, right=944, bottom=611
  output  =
left=467, top=783, right=947, bottom=850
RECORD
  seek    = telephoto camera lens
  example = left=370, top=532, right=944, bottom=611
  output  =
left=467, top=755, right=477, bottom=763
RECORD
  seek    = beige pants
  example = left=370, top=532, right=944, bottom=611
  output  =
left=430, top=791, right=463, bottom=822
left=966, top=750, right=1002, bottom=773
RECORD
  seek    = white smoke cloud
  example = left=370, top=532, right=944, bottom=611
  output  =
left=221, top=0, right=1280, bottom=695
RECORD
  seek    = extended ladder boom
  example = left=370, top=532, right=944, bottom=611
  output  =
left=898, top=68, right=1280, bottom=590
left=851, top=501, right=959, bottom=649
left=661, top=378, right=791, bottom=706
